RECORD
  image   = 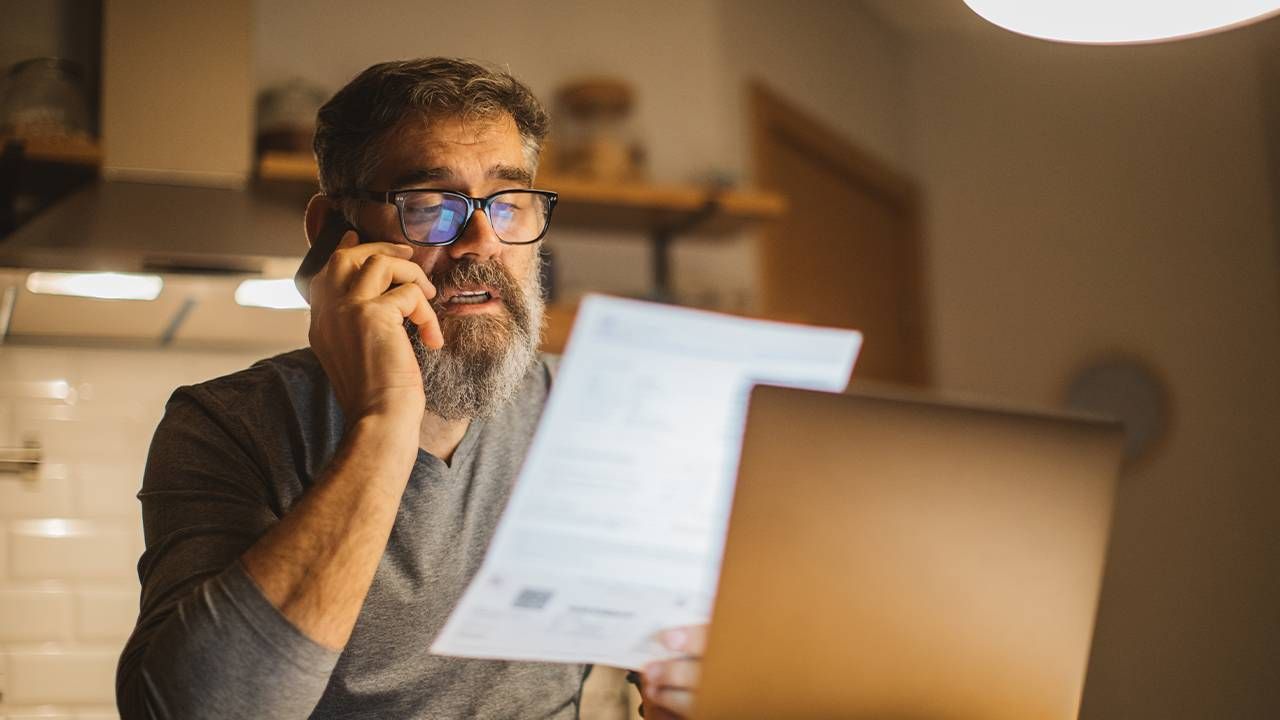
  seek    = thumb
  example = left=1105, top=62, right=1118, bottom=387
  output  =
left=337, top=228, right=361, bottom=248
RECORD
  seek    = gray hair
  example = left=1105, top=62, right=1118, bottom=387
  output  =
left=313, top=57, right=550, bottom=204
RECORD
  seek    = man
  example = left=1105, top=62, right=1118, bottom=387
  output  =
left=116, top=57, right=704, bottom=719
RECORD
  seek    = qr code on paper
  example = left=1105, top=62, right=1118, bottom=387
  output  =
left=513, top=588, right=553, bottom=610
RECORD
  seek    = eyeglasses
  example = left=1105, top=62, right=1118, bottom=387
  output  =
left=340, top=188, right=558, bottom=247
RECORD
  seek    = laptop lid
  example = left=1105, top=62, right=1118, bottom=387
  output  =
left=695, top=385, right=1124, bottom=719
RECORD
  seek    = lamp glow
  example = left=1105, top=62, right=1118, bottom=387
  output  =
left=235, top=278, right=308, bottom=310
left=26, top=272, right=163, bottom=301
left=963, top=0, right=1280, bottom=44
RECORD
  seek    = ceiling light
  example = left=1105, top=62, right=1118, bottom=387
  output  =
left=235, top=278, right=308, bottom=310
left=26, top=271, right=163, bottom=300
left=963, top=0, right=1280, bottom=44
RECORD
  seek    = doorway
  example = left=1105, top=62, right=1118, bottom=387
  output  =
left=751, top=83, right=929, bottom=385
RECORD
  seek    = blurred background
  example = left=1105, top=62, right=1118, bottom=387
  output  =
left=0, top=1, right=1277, bottom=718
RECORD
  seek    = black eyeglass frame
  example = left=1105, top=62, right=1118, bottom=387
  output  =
left=337, top=188, right=558, bottom=247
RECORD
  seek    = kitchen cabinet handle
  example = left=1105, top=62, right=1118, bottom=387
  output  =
left=0, top=441, right=41, bottom=480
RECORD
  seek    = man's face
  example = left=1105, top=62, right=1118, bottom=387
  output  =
left=354, top=113, right=545, bottom=420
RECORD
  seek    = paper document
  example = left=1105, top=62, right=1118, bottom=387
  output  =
left=430, top=295, right=861, bottom=669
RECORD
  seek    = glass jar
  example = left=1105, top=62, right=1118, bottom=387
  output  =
left=0, top=57, right=91, bottom=138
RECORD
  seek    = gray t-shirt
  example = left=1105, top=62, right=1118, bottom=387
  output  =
left=116, top=348, right=586, bottom=719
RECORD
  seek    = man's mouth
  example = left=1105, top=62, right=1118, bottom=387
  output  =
left=447, top=290, right=492, bottom=305
left=439, top=286, right=502, bottom=310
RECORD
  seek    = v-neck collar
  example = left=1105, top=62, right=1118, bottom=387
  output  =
left=417, top=416, right=486, bottom=475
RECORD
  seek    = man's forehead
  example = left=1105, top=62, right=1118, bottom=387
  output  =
left=375, top=112, right=529, bottom=188
left=386, top=163, right=532, bottom=189
left=394, top=111, right=518, bottom=144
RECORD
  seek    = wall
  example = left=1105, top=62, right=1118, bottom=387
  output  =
left=0, top=347, right=266, bottom=718
left=714, top=0, right=909, bottom=175
left=903, top=20, right=1280, bottom=719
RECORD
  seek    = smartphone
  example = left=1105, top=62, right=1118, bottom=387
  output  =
left=294, top=210, right=356, bottom=303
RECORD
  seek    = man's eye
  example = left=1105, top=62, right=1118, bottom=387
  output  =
left=404, top=204, right=443, bottom=222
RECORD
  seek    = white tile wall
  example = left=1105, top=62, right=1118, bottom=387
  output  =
left=0, top=527, right=8, bottom=583
left=0, top=346, right=264, bottom=718
left=3, top=648, right=118, bottom=705
left=7, top=520, right=137, bottom=582
left=73, top=589, right=137, bottom=643
left=0, top=588, right=74, bottom=643
left=72, top=463, right=145, bottom=519
left=0, top=472, right=73, bottom=519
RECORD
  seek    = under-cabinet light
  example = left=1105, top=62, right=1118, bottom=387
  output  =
left=963, top=0, right=1280, bottom=44
left=26, top=271, right=163, bottom=301
left=235, top=278, right=308, bottom=310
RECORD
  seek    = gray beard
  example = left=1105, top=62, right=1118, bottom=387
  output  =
left=406, top=256, right=545, bottom=421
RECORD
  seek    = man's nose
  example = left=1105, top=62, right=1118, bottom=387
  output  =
left=448, top=206, right=503, bottom=262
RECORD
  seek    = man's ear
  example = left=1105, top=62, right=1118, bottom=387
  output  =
left=303, top=194, right=336, bottom=249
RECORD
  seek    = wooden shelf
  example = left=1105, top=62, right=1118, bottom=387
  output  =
left=257, top=151, right=318, bottom=182
left=1, top=135, right=102, bottom=167
left=257, top=151, right=785, bottom=237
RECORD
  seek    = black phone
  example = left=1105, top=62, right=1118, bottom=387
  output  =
left=294, top=210, right=356, bottom=303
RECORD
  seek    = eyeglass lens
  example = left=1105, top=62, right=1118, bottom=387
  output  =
left=399, top=191, right=551, bottom=245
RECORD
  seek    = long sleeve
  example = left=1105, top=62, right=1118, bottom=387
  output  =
left=116, top=388, right=341, bottom=719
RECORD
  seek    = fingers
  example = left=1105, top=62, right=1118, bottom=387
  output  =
left=381, top=284, right=443, bottom=350
left=311, top=234, right=409, bottom=300
left=640, top=624, right=709, bottom=718
left=336, top=228, right=361, bottom=250
left=659, top=625, right=707, bottom=655
left=311, top=234, right=440, bottom=345
left=645, top=688, right=694, bottom=719
left=331, top=237, right=430, bottom=296
left=348, top=252, right=436, bottom=304
left=644, top=657, right=701, bottom=691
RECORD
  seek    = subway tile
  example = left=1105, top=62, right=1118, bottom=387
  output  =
left=0, top=399, right=12, bottom=450
left=68, top=384, right=171, bottom=426
left=0, top=708, right=79, bottom=719
left=75, top=710, right=121, bottom=720
left=2, top=647, right=118, bottom=705
left=0, top=709, right=116, bottom=720
left=42, top=398, right=156, bottom=427
left=72, top=463, right=144, bottom=518
left=9, top=400, right=75, bottom=427
left=0, top=587, right=74, bottom=642
left=0, top=380, right=75, bottom=402
left=8, top=521, right=138, bottom=582
left=0, top=347, right=81, bottom=386
left=0, top=527, right=8, bottom=579
left=74, top=588, right=138, bottom=642
left=183, top=352, right=265, bottom=381
left=74, top=351, right=197, bottom=403
left=25, top=418, right=151, bottom=467
left=0, top=472, right=74, bottom=520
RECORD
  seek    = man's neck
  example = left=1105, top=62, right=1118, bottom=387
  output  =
left=418, top=411, right=471, bottom=465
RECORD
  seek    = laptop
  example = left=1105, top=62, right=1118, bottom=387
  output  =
left=695, top=385, right=1124, bottom=719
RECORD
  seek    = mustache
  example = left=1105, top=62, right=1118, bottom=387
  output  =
left=429, top=260, right=522, bottom=315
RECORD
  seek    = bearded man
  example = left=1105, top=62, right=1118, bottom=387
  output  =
left=116, top=58, right=703, bottom=720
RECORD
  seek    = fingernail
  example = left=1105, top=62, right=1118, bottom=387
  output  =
left=662, top=628, right=687, bottom=651
left=644, top=663, right=663, bottom=683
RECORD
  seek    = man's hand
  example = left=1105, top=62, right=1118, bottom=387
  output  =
left=642, top=624, right=708, bottom=719
left=242, top=231, right=444, bottom=650
left=307, top=231, right=443, bottom=425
